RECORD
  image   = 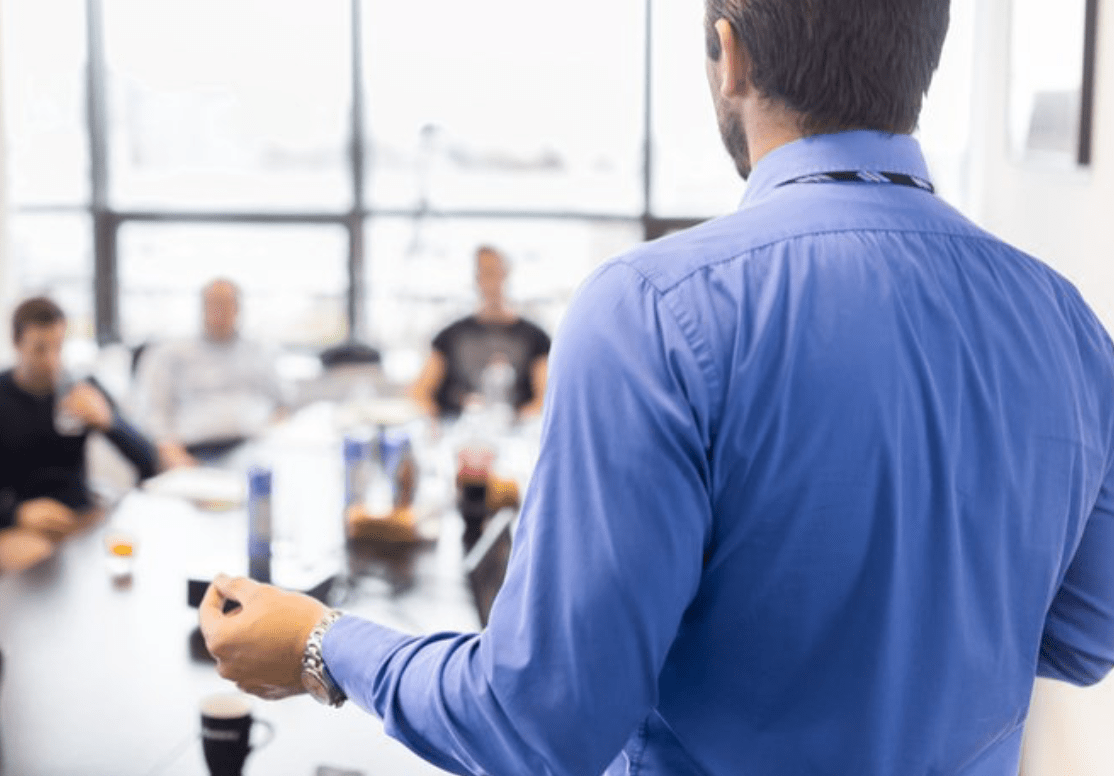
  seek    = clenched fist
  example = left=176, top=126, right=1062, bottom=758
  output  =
left=199, top=574, right=327, bottom=700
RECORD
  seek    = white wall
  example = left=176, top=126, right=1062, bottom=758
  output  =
left=965, top=2, right=1114, bottom=774
left=969, top=0, right=1114, bottom=328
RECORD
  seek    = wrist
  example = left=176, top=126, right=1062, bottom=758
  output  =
left=301, top=609, right=346, bottom=707
left=94, top=410, right=117, bottom=433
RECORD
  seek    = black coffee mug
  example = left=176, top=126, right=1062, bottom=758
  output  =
left=458, top=481, right=489, bottom=551
left=200, top=692, right=274, bottom=776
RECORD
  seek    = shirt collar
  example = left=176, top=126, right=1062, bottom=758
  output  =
left=741, top=130, right=932, bottom=207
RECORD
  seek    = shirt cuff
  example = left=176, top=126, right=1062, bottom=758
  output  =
left=321, top=614, right=415, bottom=714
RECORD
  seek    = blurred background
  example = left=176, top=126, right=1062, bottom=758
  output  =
left=0, top=0, right=992, bottom=383
left=2, top=0, right=1110, bottom=373
left=4, top=0, right=1108, bottom=368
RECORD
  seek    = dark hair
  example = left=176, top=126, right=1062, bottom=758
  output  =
left=11, top=296, right=65, bottom=344
left=705, top=0, right=950, bottom=135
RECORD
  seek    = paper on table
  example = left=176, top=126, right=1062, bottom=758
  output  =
left=335, top=396, right=425, bottom=430
left=142, top=467, right=247, bottom=510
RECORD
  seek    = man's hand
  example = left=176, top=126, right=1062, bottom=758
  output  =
left=0, top=527, right=57, bottom=572
left=59, top=382, right=114, bottom=432
left=16, top=497, right=79, bottom=540
left=199, top=574, right=327, bottom=700
left=158, top=442, right=197, bottom=471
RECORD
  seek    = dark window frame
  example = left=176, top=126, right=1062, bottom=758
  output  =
left=19, top=0, right=706, bottom=345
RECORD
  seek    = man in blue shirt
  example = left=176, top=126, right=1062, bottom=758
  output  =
left=201, top=1, right=1114, bottom=773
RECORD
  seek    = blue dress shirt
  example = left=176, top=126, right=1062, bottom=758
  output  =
left=324, top=130, right=1114, bottom=775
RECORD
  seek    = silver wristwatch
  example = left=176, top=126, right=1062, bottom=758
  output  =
left=301, top=609, right=347, bottom=707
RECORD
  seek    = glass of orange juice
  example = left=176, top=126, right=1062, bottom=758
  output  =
left=103, top=530, right=137, bottom=581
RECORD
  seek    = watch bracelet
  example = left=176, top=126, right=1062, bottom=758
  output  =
left=304, top=608, right=346, bottom=705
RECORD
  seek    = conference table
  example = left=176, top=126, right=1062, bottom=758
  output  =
left=0, top=400, right=535, bottom=776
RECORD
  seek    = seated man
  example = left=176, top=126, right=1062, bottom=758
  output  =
left=409, top=245, right=551, bottom=419
left=135, top=278, right=288, bottom=468
left=0, top=297, right=159, bottom=572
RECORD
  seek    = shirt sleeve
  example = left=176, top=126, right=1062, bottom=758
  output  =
left=87, top=377, right=160, bottom=481
left=527, top=319, right=551, bottom=360
left=323, top=262, right=715, bottom=775
left=431, top=321, right=456, bottom=357
left=1038, top=459, right=1114, bottom=685
left=102, top=412, right=160, bottom=482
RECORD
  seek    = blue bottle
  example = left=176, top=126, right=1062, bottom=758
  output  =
left=343, top=435, right=369, bottom=509
left=247, top=466, right=273, bottom=583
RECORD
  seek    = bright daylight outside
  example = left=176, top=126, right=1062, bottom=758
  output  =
left=2, top=0, right=973, bottom=376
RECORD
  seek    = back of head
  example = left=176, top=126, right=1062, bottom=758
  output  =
left=11, top=296, right=65, bottom=345
left=705, top=0, right=950, bottom=135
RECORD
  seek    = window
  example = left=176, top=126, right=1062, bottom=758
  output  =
left=102, top=0, right=352, bottom=211
left=1008, top=0, right=1095, bottom=165
left=117, top=222, right=349, bottom=347
left=650, top=0, right=743, bottom=217
left=2, top=0, right=980, bottom=350
left=362, top=0, right=645, bottom=214
left=1, top=0, right=89, bottom=207
left=8, top=213, right=95, bottom=338
left=2, top=1, right=94, bottom=344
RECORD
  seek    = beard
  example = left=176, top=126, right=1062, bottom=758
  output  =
left=713, top=92, right=752, bottom=180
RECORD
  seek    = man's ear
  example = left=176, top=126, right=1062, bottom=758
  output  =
left=712, top=18, right=750, bottom=99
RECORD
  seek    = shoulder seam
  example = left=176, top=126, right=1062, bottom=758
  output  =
left=597, top=261, right=723, bottom=430
left=623, top=225, right=1011, bottom=297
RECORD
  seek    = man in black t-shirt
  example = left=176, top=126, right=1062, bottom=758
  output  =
left=410, top=246, right=551, bottom=418
left=0, top=297, right=159, bottom=572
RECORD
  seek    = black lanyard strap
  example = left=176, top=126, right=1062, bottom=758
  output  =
left=777, top=170, right=935, bottom=194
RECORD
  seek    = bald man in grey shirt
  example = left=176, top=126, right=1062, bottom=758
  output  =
left=136, top=279, right=287, bottom=467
